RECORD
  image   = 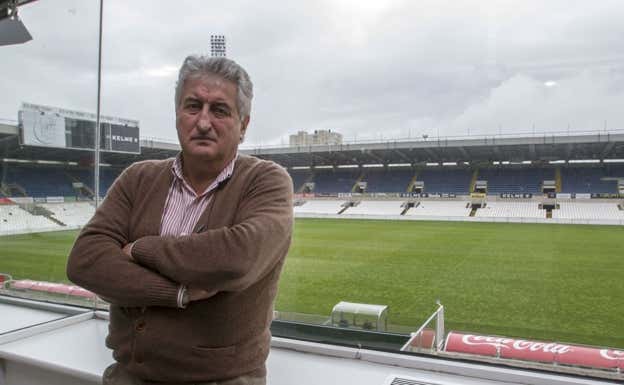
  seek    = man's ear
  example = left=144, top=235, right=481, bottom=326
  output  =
left=239, top=116, right=250, bottom=143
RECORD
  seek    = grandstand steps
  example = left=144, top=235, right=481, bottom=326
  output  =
left=538, top=202, right=554, bottom=219
left=1, top=182, right=27, bottom=197
left=338, top=201, right=355, bottom=214
left=297, top=173, right=315, bottom=193
left=406, top=170, right=420, bottom=192
left=351, top=170, right=366, bottom=193
left=65, top=171, right=95, bottom=199
left=24, top=204, right=67, bottom=226
left=470, top=168, right=479, bottom=193
left=555, top=167, right=562, bottom=192
left=400, top=201, right=418, bottom=215
left=45, top=214, right=66, bottom=226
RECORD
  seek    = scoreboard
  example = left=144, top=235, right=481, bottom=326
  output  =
left=18, top=102, right=140, bottom=154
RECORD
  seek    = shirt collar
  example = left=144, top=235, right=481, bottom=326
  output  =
left=171, top=153, right=237, bottom=197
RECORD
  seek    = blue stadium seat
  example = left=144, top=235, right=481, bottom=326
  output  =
left=289, top=169, right=312, bottom=192
left=3, top=165, right=74, bottom=197
left=480, top=167, right=553, bottom=194
left=363, top=168, right=414, bottom=193
left=560, top=166, right=620, bottom=194
left=419, top=168, right=472, bottom=194
left=312, top=168, right=361, bottom=193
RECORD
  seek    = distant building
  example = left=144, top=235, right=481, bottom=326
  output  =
left=210, top=35, right=226, bottom=57
left=289, top=129, right=343, bottom=146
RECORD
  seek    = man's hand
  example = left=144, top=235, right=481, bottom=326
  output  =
left=122, top=242, right=134, bottom=260
left=188, top=287, right=215, bottom=302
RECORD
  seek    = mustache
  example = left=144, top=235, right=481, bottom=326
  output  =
left=190, top=134, right=217, bottom=141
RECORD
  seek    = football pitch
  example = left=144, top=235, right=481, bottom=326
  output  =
left=0, top=219, right=622, bottom=348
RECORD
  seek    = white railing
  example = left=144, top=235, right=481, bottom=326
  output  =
left=294, top=212, right=624, bottom=225
left=400, top=301, right=445, bottom=352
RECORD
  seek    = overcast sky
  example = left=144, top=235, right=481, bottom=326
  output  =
left=2, top=0, right=624, bottom=147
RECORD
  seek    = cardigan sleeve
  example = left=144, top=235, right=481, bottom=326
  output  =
left=130, top=161, right=294, bottom=293
left=66, top=163, right=180, bottom=308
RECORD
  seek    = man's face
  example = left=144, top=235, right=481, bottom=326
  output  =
left=176, top=74, right=249, bottom=164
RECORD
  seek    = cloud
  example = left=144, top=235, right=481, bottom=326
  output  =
left=2, top=0, right=624, bottom=147
left=450, top=70, right=624, bottom=136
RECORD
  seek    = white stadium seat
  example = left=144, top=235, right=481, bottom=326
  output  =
left=552, top=202, right=624, bottom=220
left=476, top=201, right=545, bottom=218
left=293, top=200, right=346, bottom=215
left=39, top=202, right=95, bottom=227
left=0, top=205, right=62, bottom=235
left=344, top=201, right=405, bottom=216
left=405, top=201, right=471, bottom=217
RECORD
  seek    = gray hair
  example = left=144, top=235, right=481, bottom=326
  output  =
left=175, top=55, right=253, bottom=120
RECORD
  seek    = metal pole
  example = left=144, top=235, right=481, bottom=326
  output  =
left=94, top=0, right=104, bottom=207
left=436, top=304, right=445, bottom=351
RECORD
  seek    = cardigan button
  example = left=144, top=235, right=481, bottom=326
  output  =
left=135, top=321, right=146, bottom=332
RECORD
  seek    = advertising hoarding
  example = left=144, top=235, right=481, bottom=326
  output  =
left=18, top=102, right=140, bottom=154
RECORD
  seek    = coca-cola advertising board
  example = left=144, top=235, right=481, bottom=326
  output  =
left=445, top=332, right=624, bottom=370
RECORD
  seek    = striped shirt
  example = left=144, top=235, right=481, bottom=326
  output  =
left=160, top=154, right=236, bottom=236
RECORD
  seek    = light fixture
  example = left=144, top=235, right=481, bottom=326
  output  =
left=0, top=0, right=34, bottom=46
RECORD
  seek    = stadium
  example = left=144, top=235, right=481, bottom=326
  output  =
left=2, top=1, right=624, bottom=383
left=1, top=109, right=623, bottom=382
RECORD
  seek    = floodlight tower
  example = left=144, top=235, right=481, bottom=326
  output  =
left=210, top=35, right=226, bottom=57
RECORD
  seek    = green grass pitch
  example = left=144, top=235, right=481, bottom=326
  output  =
left=0, top=219, right=622, bottom=348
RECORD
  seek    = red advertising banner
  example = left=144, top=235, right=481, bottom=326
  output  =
left=10, top=279, right=97, bottom=300
left=445, top=332, right=624, bottom=370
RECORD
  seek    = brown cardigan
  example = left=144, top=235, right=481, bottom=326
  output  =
left=66, top=154, right=293, bottom=383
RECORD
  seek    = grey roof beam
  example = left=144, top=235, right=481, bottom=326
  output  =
left=457, top=146, right=469, bottom=161
left=311, top=153, right=329, bottom=165
left=565, top=143, right=574, bottom=160
left=363, top=150, right=385, bottom=164
left=393, top=149, right=412, bottom=163
left=492, top=146, right=502, bottom=160
left=600, top=142, right=616, bottom=159
left=423, top=148, right=438, bottom=162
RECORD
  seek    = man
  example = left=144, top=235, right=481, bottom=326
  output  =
left=67, top=55, right=293, bottom=385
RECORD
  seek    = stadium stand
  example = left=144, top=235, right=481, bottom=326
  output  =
left=66, top=168, right=122, bottom=197
left=552, top=202, right=624, bottom=220
left=1, top=165, right=122, bottom=198
left=362, top=168, right=414, bottom=193
left=475, top=201, right=546, bottom=218
left=289, top=169, right=312, bottom=192
left=312, top=168, right=361, bottom=193
left=343, top=200, right=405, bottom=215
left=419, top=168, right=472, bottom=194
left=39, top=202, right=95, bottom=227
left=560, top=166, right=621, bottom=194
left=2, top=164, right=74, bottom=197
left=0, top=204, right=61, bottom=235
left=479, top=167, right=553, bottom=194
left=293, top=200, right=346, bottom=215
left=405, top=201, right=471, bottom=217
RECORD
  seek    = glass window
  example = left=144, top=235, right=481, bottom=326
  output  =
left=1, top=0, right=623, bottom=379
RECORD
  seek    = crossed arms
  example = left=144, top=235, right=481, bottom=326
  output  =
left=66, top=161, right=293, bottom=308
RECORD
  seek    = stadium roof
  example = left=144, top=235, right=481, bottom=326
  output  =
left=2, top=123, right=624, bottom=167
